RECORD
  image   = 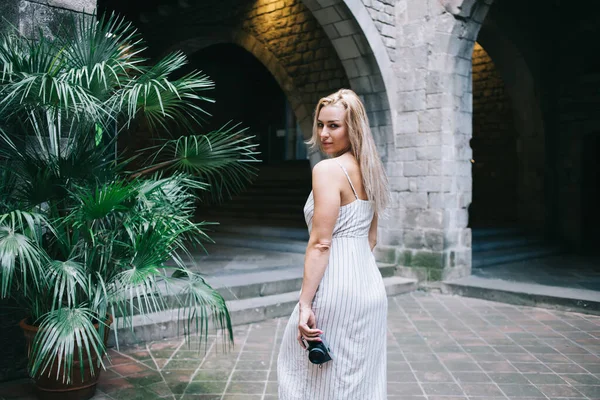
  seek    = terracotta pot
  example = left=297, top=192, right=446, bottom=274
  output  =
left=19, top=314, right=113, bottom=400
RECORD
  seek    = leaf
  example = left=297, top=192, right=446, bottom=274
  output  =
left=29, top=307, right=107, bottom=384
left=142, top=125, right=260, bottom=201
left=169, top=272, right=233, bottom=350
left=0, top=226, right=44, bottom=297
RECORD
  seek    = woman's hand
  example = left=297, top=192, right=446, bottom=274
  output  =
left=297, top=304, right=323, bottom=349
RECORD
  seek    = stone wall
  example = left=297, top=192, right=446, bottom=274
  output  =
left=0, top=0, right=97, bottom=383
left=363, top=0, right=396, bottom=60
left=0, top=0, right=95, bottom=37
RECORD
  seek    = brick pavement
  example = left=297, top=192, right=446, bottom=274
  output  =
left=1, top=292, right=599, bottom=400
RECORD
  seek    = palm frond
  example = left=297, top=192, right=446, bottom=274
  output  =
left=47, top=260, right=88, bottom=310
left=113, top=52, right=215, bottom=133
left=70, top=180, right=134, bottom=225
left=0, top=226, right=44, bottom=297
left=144, top=125, right=260, bottom=201
left=170, top=272, right=233, bottom=349
left=62, top=12, right=145, bottom=97
left=30, top=307, right=107, bottom=383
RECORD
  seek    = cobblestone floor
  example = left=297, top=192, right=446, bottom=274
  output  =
left=1, top=292, right=599, bottom=400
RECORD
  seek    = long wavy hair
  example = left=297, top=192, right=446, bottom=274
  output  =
left=307, top=89, right=389, bottom=215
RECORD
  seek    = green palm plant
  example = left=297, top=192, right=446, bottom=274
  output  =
left=0, top=13, right=258, bottom=385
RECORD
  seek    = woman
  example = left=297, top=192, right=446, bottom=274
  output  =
left=277, top=89, right=390, bottom=399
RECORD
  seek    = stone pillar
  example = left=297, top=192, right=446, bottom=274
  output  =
left=376, top=0, right=492, bottom=282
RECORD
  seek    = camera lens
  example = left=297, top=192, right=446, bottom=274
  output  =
left=308, top=348, right=327, bottom=364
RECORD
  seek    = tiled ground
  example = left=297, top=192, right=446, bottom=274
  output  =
left=1, top=292, right=599, bottom=400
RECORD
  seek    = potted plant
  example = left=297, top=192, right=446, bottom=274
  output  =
left=0, top=13, right=258, bottom=399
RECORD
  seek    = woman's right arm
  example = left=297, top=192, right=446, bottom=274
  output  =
left=296, top=160, right=342, bottom=347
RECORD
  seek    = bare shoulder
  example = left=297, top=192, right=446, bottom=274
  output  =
left=312, top=159, right=342, bottom=177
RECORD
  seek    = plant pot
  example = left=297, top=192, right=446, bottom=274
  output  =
left=19, top=315, right=113, bottom=400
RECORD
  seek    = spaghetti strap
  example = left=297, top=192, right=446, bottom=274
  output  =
left=333, top=159, right=359, bottom=200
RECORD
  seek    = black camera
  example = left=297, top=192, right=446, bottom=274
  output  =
left=306, top=337, right=332, bottom=365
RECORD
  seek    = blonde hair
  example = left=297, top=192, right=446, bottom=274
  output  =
left=308, top=89, right=389, bottom=215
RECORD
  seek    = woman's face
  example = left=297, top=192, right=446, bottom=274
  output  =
left=317, top=104, right=350, bottom=156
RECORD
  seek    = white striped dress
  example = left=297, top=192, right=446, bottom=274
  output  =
left=277, top=162, right=387, bottom=399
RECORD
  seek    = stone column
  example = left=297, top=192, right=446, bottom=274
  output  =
left=376, top=0, right=492, bottom=281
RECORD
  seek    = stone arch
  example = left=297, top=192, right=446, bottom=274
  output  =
left=299, top=0, right=396, bottom=161
left=135, top=0, right=397, bottom=166
left=171, top=29, right=314, bottom=157
left=300, top=0, right=396, bottom=112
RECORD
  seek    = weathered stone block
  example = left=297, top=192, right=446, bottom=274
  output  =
left=391, top=148, right=417, bottom=161
left=428, top=159, right=443, bottom=175
left=417, top=208, right=444, bottom=229
left=395, top=112, right=419, bottom=135
left=416, top=145, right=442, bottom=160
left=322, top=23, right=340, bottom=40
left=369, top=74, right=386, bottom=92
left=411, top=250, right=444, bottom=269
left=403, top=160, right=428, bottom=176
left=379, top=228, right=404, bottom=246
left=399, top=23, right=425, bottom=47
left=443, top=229, right=460, bottom=248
left=395, top=266, right=429, bottom=281
left=424, top=230, right=444, bottom=251
left=18, top=1, right=79, bottom=39
left=403, top=229, right=424, bottom=248
left=395, top=68, right=427, bottom=90
left=427, top=92, right=456, bottom=109
left=428, top=268, right=443, bottom=281
left=313, top=6, right=342, bottom=25
left=399, top=192, right=428, bottom=209
left=349, top=76, right=373, bottom=93
left=399, top=89, right=426, bottom=112
left=426, top=71, right=453, bottom=95
left=415, top=176, right=443, bottom=192
left=0, top=1, right=19, bottom=33
left=418, top=109, right=445, bottom=133
left=374, top=245, right=399, bottom=264
left=334, top=19, right=358, bottom=36
left=389, top=176, right=409, bottom=191
left=445, top=249, right=471, bottom=269
left=396, top=46, right=428, bottom=70
left=406, top=0, right=428, bottom=21
left=381, top=23, right=395, bottom=38
left=41, top=0, right=95, bottom=12
left=460, top=228, right=472, bottom=247
left=341, top=58, right=360, bottom=78
left=429, top=193, right=458, bottom=209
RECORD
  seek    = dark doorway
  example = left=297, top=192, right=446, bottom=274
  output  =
left=185, top=43, right=305, bottom=164
left=469, top=43, right=519, bottom=228
left=582, top=133, right=600, bottom=253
